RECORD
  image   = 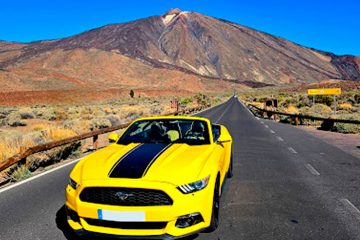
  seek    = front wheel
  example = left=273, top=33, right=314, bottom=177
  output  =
left=207, top=178, right=220, bottom=232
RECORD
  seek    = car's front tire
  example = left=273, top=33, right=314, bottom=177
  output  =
left=207, top=177, right=220, bottom=232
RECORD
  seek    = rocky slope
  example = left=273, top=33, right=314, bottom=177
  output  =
left=0, top=9, right=359, bottom=101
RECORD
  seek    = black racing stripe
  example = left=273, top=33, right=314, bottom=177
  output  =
left=109, top=143, right=172, bottom=179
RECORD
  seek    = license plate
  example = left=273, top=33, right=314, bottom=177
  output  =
left=98, top=209, right=145, bottom=222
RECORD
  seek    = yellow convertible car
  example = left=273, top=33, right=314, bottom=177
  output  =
left=65, top=116, right=233, bottom=239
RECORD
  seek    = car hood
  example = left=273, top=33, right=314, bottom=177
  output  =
left=78, top=143, right=214, bottom=186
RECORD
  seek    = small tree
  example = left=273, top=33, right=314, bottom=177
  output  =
left=129, top=89, right=134, bottom=98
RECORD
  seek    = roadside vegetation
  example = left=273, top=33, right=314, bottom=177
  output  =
left=0, top=93, right=229, bottom=182
left=241, top=89, right=360, bottom=134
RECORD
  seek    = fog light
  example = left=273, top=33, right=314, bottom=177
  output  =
left=175, top=212, right=203, bottom=228
left=65, top=206, right=80, bottom=223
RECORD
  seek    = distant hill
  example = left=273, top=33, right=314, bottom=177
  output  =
left=0, top=9, right=359, bottom=104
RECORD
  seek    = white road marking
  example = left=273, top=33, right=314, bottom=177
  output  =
left=0, top=158, right=81, bottom=194
left=340, top=199, right=360, bottom=218
left=305, top=164, right=320, bottom=176
left=264, top=125, right=269, bottom=128
left=270, top=130, right=276, bottom=134
left=260, top=122, right=264, bottom=125
left=288, top=147, right=297, bottom=154
left=277, top=136, right=284, bottom=141
left=255, top=117, right=260, bottom=120
left=238, top=100, right=254, bottom=115
left=215, top=100, right=233, bottom=123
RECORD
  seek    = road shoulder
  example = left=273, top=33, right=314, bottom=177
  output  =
left=297, top=126, right=360, bottom=159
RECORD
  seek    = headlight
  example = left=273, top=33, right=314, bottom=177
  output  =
left=178, top=176, right=210, bottom=194
left=69, top=178, right=79, bottom=190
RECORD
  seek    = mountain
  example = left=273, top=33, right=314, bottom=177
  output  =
left=0, top=9, right=359, bottom=104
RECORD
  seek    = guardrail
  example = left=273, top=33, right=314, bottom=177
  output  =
left=0, top=106, right=206, bottom=173
left=247, top=104, right=360, bottom=126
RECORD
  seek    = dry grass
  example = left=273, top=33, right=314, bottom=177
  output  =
left=338, top=103, right=353, bottom=110
left=0, top=135, right=36, bottom=163
left=44, top=127, right=77, bottom=141
left=284, top=105, right=299, bottom=114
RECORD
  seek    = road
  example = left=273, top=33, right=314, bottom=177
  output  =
left=0, top=97, right=359, bottom=240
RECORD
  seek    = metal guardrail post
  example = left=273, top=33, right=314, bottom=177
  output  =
left=294, top=116, right=299, bottom=126
left=93, top=135, right=99, bottom=150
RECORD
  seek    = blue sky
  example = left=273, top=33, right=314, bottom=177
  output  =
left=1, top=0, right=359, bottom=55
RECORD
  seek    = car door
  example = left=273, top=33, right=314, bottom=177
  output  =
left=212, top=124, right=227, bottom=181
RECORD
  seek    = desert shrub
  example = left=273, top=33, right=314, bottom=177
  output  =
left=36, top=109, right=57, bottom=121
left=0, top=119, right=6, bottom=127
left=32, top=123, right=49, bottom=131
left=280, top=97, right=297, bottom=108
left=54, top=109, right=69, bottom=121
left=7, top=112, right=27, bottom=127
left=106, top=115, right=122, bottom=127
left=332, top=123, right=360, bottom=134
left=257, top=97, right=268, bottom=103
left=309, top=104, right=332, bottom=115
left=103, top=107, right=114, bottom=115
left=194, top=93, right=211, bottom=106
left=332, top=113, right=360, bottom=134
left=124, top=111, right=142, bottom=120
left=62, top=119, right=90, bottom=134
left=42, top=127, right=77, bottom=141
left=67, top=107, right=79, bottom=115
left=91, top=117, right=112, bottom=129
left=180, top=97, right=193, bottom=106
left=296, top=95, right=310, bottom=108
left=338, top=103, right=353, bottom=110
left=93, top=108, right=106, bottom=117
left=284, top=105, right=299, bottom=114
left=313, top=95, right=333, bottom=106
left=299, top=106, right=310, bottom=114
left=11, top=166, right=32, bottom=181
left=19, top=108, right=35, bottom=119
left=354, top=94, right=360, bottom=104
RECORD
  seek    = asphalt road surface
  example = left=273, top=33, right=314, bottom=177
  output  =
left=1, top=97, right=359, bottom=240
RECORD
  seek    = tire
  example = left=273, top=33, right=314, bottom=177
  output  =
left=207, top=178, right=220, bottom=232
left=227, top=154, right=233, bottom=178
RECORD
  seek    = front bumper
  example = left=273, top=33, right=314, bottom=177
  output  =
left=74, top=229, right=203, bottom=240
left=65, top=178, right=214, bottom=238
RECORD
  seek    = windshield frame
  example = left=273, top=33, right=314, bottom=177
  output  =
left=117, top=118, right=212, bottom=145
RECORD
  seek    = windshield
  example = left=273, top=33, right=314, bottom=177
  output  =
left=117, top=119, right=210, bottom=145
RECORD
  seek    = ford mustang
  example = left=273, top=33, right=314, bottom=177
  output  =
left=65, top=116, right=233, bottom=239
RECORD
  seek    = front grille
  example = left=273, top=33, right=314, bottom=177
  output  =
left=84, top=218, right=167, bottom=229
left=80, top=187, right=173, bottom=206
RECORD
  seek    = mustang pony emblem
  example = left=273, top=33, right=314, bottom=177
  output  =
left=115, top=192, right=134, bottom=200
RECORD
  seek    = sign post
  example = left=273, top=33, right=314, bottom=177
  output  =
left=307, top=88, right=341, bottom=114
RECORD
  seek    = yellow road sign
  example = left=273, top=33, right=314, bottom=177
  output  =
left=308, top=88, right=341, bottom=95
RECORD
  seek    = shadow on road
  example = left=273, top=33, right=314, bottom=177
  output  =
left=55, top=205, right=199, bottom=240
left=56, top=205, right=81, bottom=240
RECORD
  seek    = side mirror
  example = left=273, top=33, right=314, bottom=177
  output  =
left=217, top=134, right=231, bottom=144
left=108, top=133, right=119, bottom=143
